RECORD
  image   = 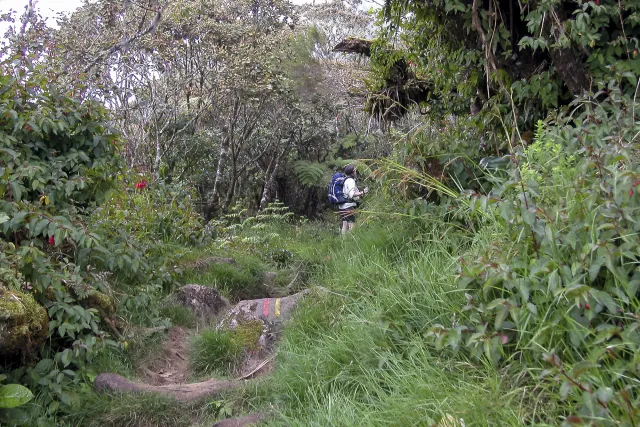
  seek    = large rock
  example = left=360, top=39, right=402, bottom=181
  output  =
left=0, top=286, right=48, bottom=361
left=216, top=290, right=309, bottom=351
left=168, top=285, right=230, bottom=321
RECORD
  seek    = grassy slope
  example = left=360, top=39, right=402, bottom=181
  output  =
left=252, top=219, right=552, bottom=426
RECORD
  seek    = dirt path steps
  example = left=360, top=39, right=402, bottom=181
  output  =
left=94, top=280, right=310, bottom=425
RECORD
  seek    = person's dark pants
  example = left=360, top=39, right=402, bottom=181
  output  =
left=339, top=208, right=356, bottom=223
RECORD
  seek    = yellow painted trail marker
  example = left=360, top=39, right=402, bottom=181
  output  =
left=275, top=298, right=281, bottom=317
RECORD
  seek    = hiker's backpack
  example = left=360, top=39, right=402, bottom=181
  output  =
left=328, top=172, right=351, bottom=205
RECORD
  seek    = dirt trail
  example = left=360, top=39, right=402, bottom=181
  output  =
left=139, top=326, right=191, bottom=386
left=136, top=324, right=274, bottom=386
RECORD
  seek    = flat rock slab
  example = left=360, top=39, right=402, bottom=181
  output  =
left=213, top=412, right=269, bottom=427
left=94, top=373, right=239, bottom=402
left=168, top=284, right=230, bottom=321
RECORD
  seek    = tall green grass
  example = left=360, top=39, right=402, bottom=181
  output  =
left=255, top=218, right=559, bottom=425
left=190, top=329, right=245, bottom=377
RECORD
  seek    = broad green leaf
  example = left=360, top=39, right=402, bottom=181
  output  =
left=588, top=260, right=603, bottom=283
left=565, top=284, right=589, bottom=299
left=33, top=218, right=49, bottom=236
left=494, top=305, right=509, bottom=329
left=486, top=298, right=507, bottom=310
left=560, top=380, right=573, bottom=400
left=0, top=384, right=33, bottom=408
left=592, top=290, right=617, bottom=314
left=9, top=181, right=22, bottom=201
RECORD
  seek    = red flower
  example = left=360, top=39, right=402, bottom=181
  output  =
left=630, top=189, right=634, bottom=197
left=49, top=236, right=55, bottom=245
left=134, top=180, right=147, bottom=190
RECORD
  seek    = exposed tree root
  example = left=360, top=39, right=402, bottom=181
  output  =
left=94, top=373, right=240, bottom=402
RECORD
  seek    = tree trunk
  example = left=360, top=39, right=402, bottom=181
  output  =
left=207, top=98, right=240, bottom=219
left=259, top=157, right=280, bottom=210
left=153, top=135, right=162, bottom=179
left=548, top=46, right=589, bottom=96
left=222, top=173, right=237, bottom=213
left=206, top=138, right=228, bottom=218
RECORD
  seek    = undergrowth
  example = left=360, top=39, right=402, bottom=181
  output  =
left=247, top=218, right=558, bottom=426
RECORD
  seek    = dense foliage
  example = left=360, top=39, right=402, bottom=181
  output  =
left=1, top=0, right=639, bottom=425
left=445, top=87, right=640, bottom=423
left=361, top=0, right=640, bottom=423
left=0, top=15, right=201, bottom=422
left=370, top=0, right=640, bottom=147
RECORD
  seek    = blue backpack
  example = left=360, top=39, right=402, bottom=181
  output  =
left=328, top=172, right=351, bottom=205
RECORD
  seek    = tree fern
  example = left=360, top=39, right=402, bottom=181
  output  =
left=293, top=160, right=327, bottom=187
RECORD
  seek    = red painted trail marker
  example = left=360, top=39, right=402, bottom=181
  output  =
left=263, top=298, right=270, bottom=317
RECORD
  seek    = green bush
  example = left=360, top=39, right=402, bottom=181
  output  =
left=189, top=329, right=244, bottom=376
left=429, top=85, right=640, bottom=424
left=0, top=26, right=201, bottom=421
left=90, top=178, right=208, bottom=246
left=0, top=35, right=130, bottom=417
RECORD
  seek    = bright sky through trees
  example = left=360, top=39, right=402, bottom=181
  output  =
left=1, top=0, right=84, bottom=26
left=1, top=0, right=379, bottom=18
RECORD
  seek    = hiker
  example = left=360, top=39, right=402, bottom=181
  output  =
left=337, top=164, right=368, bottom=234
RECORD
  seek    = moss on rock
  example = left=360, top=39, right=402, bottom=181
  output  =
left=0, top=286, right=49, bottom=361
left=231, top=320, right=264, bottom=350
left=84, top=291, right=116, bottom=318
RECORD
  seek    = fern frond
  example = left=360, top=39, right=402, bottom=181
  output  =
left=293, top=160, right=327, bottom=187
